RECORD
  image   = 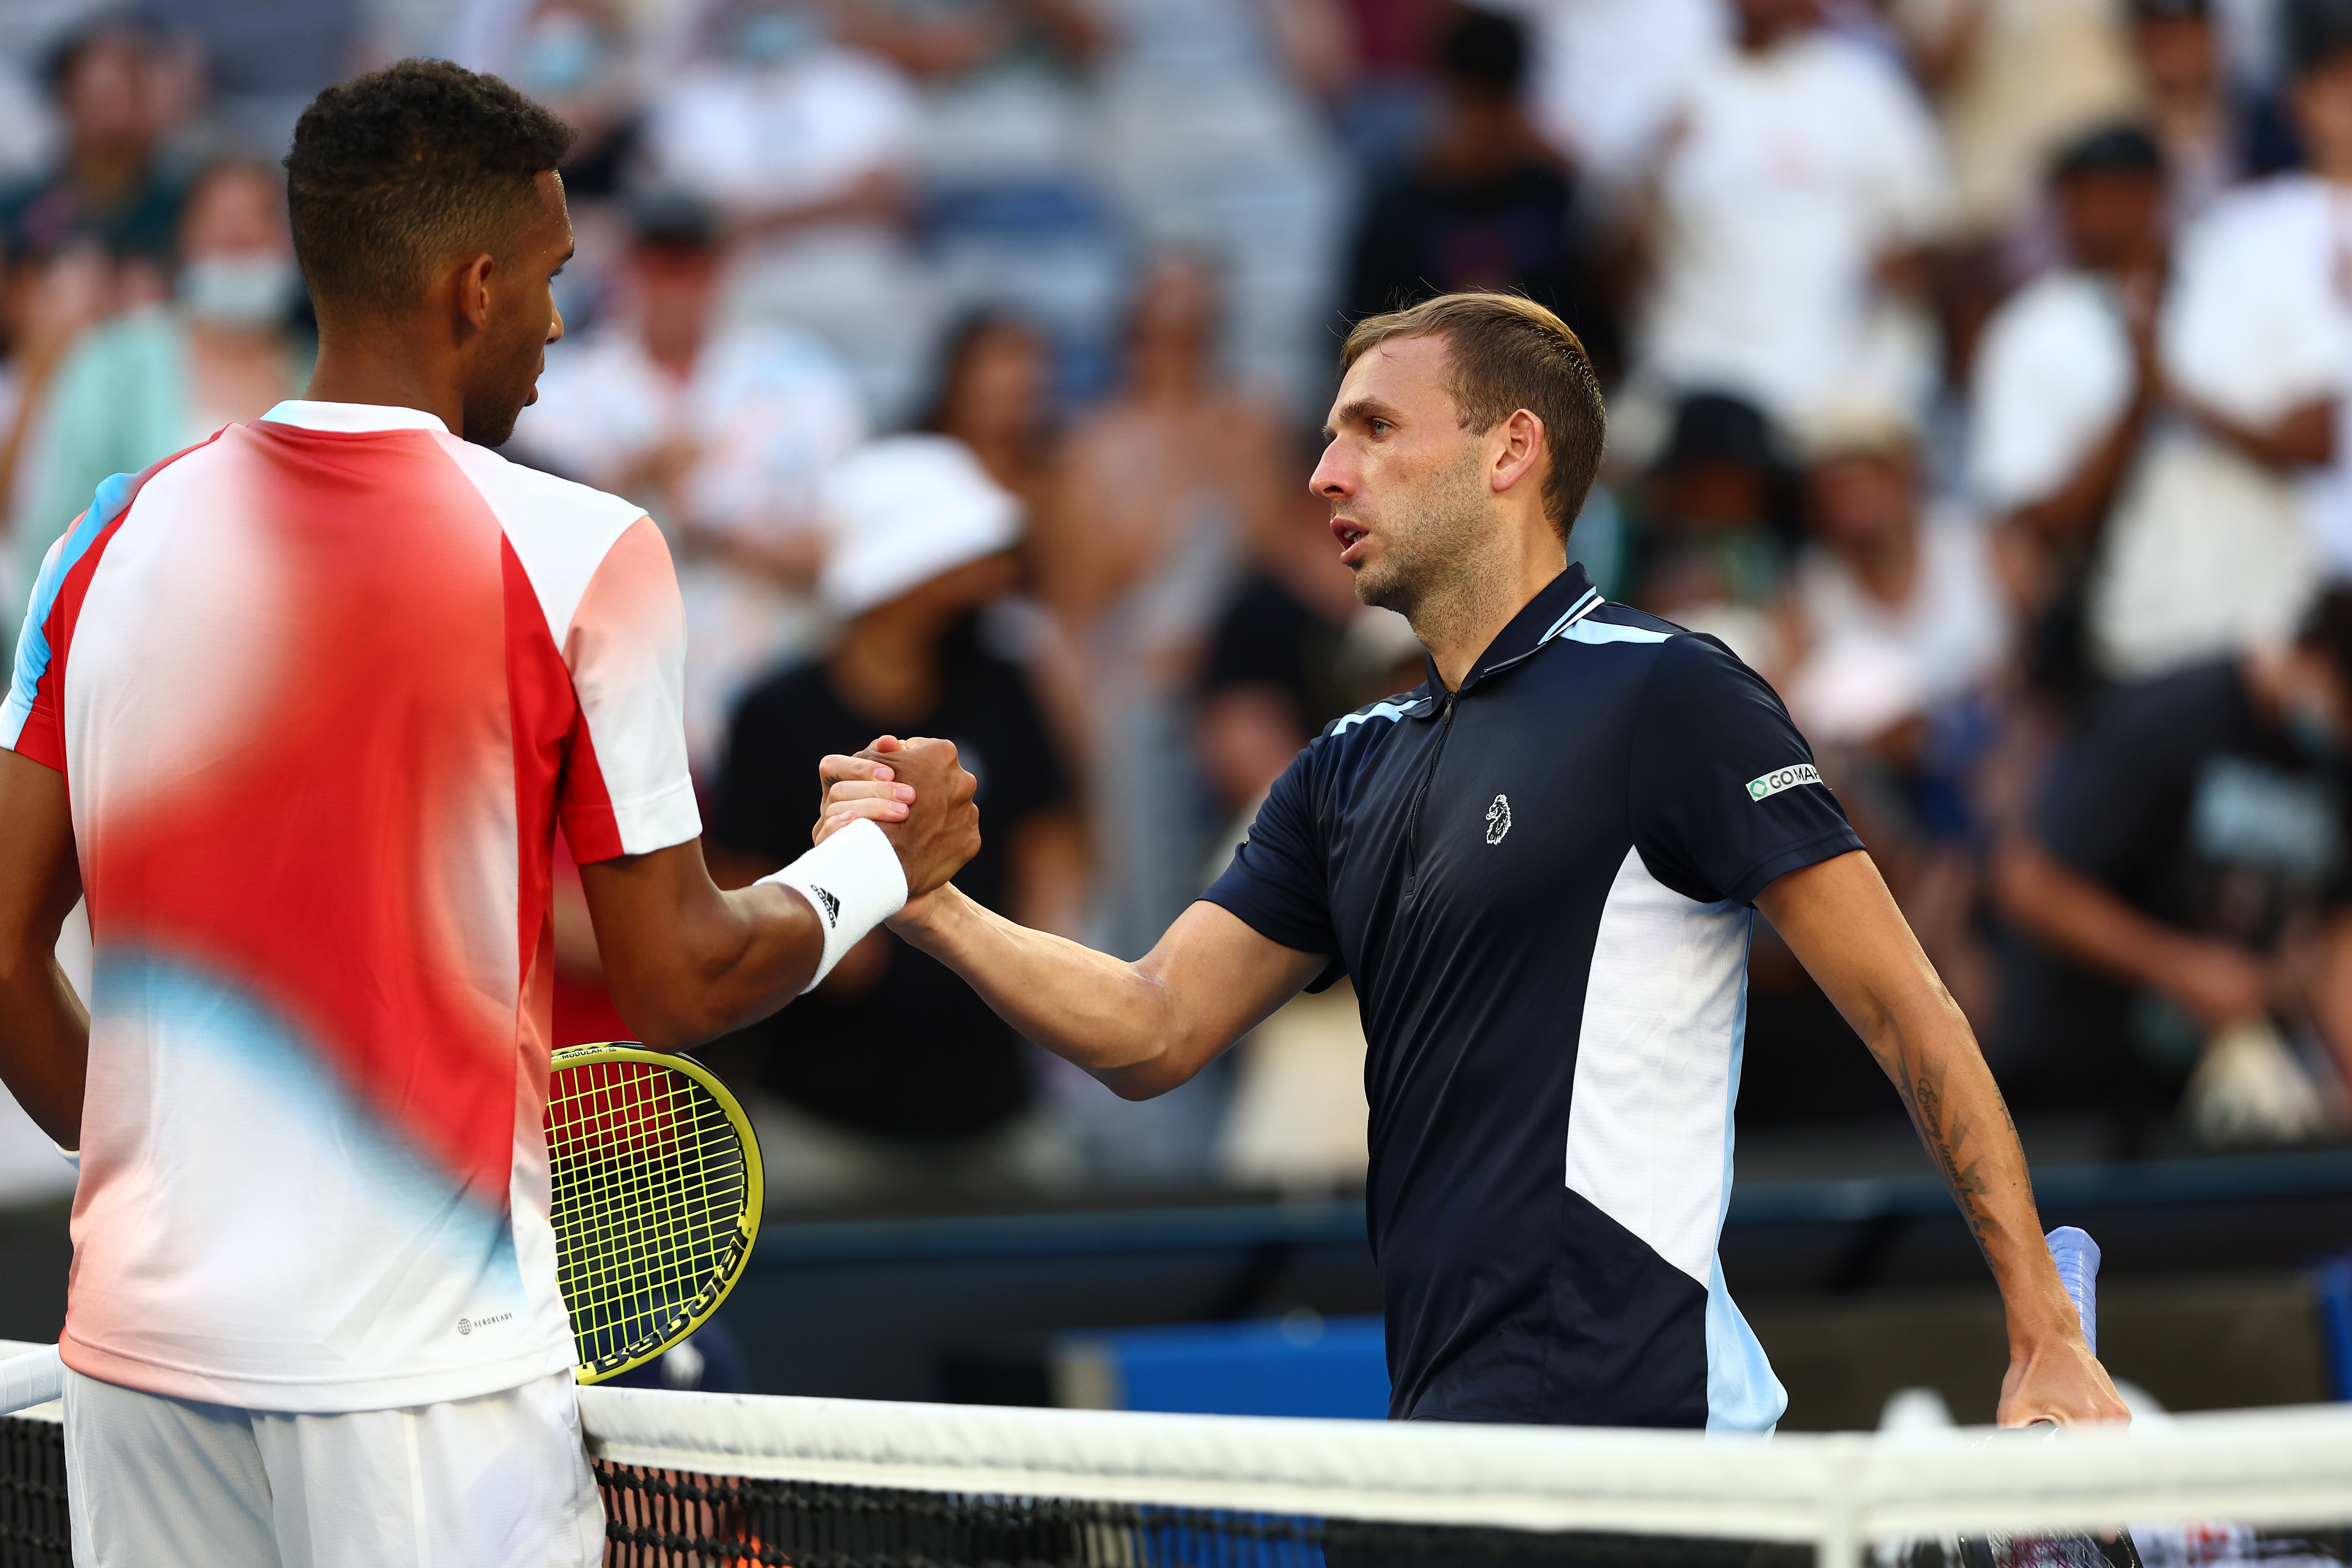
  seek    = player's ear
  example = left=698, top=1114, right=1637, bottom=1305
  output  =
left=1491, top=409, right=1546, bottom=496
left=452, top=252, right=497, bottom=336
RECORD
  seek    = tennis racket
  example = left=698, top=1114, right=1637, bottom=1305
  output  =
left=1952, top=1228, right=2142, bottom=1568
left=545, top=1043, right=764, bottom=1385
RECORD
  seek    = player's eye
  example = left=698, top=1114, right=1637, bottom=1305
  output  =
left=1369, top=419, right=1392, bottom=437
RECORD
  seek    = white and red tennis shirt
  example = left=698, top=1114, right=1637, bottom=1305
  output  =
left=0, top=400, right=701, bottom=1410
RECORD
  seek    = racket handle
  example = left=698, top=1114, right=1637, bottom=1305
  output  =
left=2046, top=1226, right=2100, bottom=1356
left=0, top=1345, right=62, bottom=1416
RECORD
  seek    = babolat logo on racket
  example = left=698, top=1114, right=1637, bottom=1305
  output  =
left=811, top=885, right=841, bottom=925
left=1746, top=764, right=1821, bottom=802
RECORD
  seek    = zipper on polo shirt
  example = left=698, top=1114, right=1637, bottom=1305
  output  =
left=1403, top=693, right=1456, bottom=898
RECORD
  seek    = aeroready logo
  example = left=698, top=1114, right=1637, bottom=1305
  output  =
left=1485, top=794, right=1512, bottom=845
left=456, top=1312, right=514, bottom=1337
left=1746, top=764, right=1822, bottom=803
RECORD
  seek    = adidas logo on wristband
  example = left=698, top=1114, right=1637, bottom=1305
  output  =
left=811, top=886, right=841, bottom=925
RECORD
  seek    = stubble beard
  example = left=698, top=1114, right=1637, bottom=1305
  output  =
left=1350, top=443, right=1504, bottom=649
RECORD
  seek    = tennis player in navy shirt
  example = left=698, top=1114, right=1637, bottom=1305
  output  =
left=822, top=293, right=2127, bottom=1432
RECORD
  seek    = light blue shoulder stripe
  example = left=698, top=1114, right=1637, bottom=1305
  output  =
left=1562, top=617, right=1673, bottom=646
left=3, top=470, right=139, bottom=748
left=1330, top=699, right=1421, bottom=736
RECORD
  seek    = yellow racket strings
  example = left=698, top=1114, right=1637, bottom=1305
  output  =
left=548, top=1058, right=749, bottom=1367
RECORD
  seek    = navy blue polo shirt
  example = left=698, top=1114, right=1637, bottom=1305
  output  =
left=1202, top=566, right=1862, bottom=1431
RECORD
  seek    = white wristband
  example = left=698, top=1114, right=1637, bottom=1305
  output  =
left=760, top=817, right=909, bottom=993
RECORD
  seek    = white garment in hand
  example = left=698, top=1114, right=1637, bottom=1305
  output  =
left=2186, top=1018, right=2330, bottom=1146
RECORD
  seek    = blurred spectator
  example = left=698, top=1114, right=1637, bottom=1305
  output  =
left=2075, top=1, right=2352, bottom=681
left=1342, top=7, right=1620, bottom=380
left=491, top=0, right=643, bottom=199
left=922, top=312, right=1059, bottom=506
left=1034, top=253, right=1287, bottom=961
left=1779, top=393, right=2010, bottom=1026
left=1630, top=0, right=1951, bottom=434
left=1894, top=0, right=2140, bottom=247
left=2131, top=0, right=2252, bottom=222
left=510, top=195, right=867, bottom=772
left=1197, top=470, right=1367, bottom=826
left=1089, top=0, right=1351, bottom=414
left=147, top=0, right=363, bottom=155
left=1627, top=391, right=1790, bottom=673
left=0, top=239, right=112, bottom=639
left=1971, top=125, right=2170, bottom=705
left=1324, top=0, right=1453, bottom=178
left=2135, top=0, right=2352, bottom=606
left=638, top=1, right=940, bottom=424
left=1510, top=0, right=1730, bottom=208
left=1994, top=592, right=2352, bottom=1146
left=1781, top=393, right=2009, bottom=717
left=0, top=13, right=188, bottom=294
left=707, top=434, right=1087, bottom=1210
left=13, top=159, right=310, bottom=617
left=839, top=1, right=1120, bottom=387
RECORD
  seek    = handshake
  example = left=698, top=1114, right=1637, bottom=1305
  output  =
left=811, top=735, right=982, bottom=906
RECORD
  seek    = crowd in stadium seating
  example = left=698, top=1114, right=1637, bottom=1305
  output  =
left=6, top=0, right=2352, bottom=1212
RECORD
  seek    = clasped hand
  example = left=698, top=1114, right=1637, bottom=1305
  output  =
left=815, top=735, right=980, bottom=899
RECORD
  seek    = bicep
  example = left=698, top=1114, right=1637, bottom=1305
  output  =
left=1753, top=849, right=1943, bottom=1051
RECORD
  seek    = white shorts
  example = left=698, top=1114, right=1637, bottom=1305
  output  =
left=63, top=1366, right=604, bottom=1568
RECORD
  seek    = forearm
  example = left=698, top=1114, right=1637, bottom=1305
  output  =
left=2008, top=394, right=2151, bottom=546
left=893, top=885, right=1187, bottom=1095
left=1862, top=985, right=2077, bottom=1354
left=2189, top=396, right=2335, bottom=470
left=0, top=950, right=87, bottom=1148
left=1996, top=840, right=2208, bottom=997
left=586, top=859, right=825, bottom=1051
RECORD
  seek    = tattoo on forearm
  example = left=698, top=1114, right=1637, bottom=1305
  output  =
left=1902, top=1053, right=2002, bottom=1261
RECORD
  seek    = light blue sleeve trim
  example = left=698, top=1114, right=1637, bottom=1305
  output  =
left=1329, top=700, right=1418, bottom=736
left=1562, top=617, right=1673, bottom=646
left=3, top=470, right=138, bottom=751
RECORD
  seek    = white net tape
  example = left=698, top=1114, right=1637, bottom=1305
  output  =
left=576, top=1383, right=2352, bottom=1568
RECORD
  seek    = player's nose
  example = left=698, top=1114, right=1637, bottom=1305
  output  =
left=1309, top=439, right=1355, bottom=498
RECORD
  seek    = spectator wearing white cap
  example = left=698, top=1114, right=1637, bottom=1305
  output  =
left=704, top=434, right=1088, bottom=1211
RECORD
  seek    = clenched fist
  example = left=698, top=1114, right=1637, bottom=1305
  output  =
left=815, top=735, right=979, bottom=899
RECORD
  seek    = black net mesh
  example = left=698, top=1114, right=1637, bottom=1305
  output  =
left=0, top=1418, right=68, bottom=1568
left=593, top=1462, right=1812, bottom=1568
left=6, top=1411, right=2346, bottom=1568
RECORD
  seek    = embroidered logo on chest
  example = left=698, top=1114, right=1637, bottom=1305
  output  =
left=1485, top=794, right=1512, bottom=845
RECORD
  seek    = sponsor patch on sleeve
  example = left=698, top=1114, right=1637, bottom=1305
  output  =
left=1746, top=763, right=1823, bottom=802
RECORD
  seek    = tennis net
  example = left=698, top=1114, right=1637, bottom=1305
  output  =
left=6, top=1375, right=2352, bottom=1567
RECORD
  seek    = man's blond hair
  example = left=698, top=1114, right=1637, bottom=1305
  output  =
left=1341, top=293, right=1607, bottom=538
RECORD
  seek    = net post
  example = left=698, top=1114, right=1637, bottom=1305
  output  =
left=1819, top=1432, right=1862, bottom=1568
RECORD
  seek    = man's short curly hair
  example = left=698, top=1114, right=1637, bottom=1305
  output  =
left=284, top=59, right=576, bottom=315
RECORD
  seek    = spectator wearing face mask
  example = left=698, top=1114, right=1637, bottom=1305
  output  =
left=470, top=0, right=643, bottom=199
left=13, top=159, right=311, bottom=628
